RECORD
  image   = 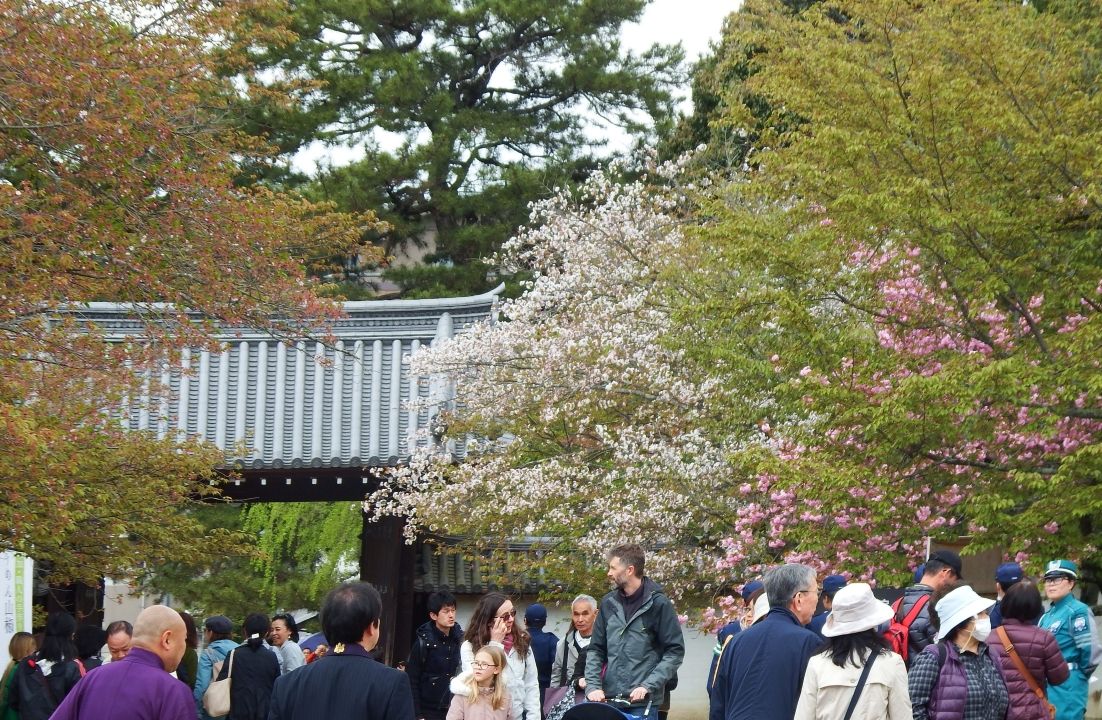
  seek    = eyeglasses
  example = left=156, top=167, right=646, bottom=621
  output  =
left=472, top=661, right=498, bottom=669
left=497, top=610, right=517, bottom=619
left=1043, top=576, right=1070, bottom=585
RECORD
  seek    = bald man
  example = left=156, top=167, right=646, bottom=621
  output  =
left=50, top=605, right=195, bottom=720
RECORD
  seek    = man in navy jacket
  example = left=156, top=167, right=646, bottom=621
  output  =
left=708, top=564, right=821, bottom=720
left=269, top=583, right=414, bottom=720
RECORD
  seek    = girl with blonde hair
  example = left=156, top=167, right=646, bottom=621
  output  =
left=1, top=632, right=37, bottom=720
left=448, top=645, right=512, bottom=719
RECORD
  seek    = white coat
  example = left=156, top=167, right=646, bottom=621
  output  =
left=793, top=649, right=911, bottom=720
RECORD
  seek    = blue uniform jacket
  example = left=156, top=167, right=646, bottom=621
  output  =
left=708, top=607, right=820, bottom=720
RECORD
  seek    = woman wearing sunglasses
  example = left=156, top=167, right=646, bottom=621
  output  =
left=460, top=593, right=539, bottom=720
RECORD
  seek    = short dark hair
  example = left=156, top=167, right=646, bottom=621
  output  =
left=1001, top=581, right=1043, bottom=623
left=609, top=543, right=645, bottom=578
left=428, top=591, right=457, bottom=615
left=322, top=583, right=382, bottom=646
left=105, top=620, right=132, bottom=638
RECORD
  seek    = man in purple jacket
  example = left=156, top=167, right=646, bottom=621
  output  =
left=50, top=605, right=195, bottom=720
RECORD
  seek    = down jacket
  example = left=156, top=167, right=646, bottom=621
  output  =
left=896, top=584, right=937, bottom=662
left=987, top=619, right=1070, bottom=720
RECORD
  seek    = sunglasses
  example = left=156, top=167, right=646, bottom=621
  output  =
left=497, top=610, right=517, bottom=619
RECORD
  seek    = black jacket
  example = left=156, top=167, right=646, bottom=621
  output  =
left=406, top=621, right=463, bottom=715
left=215, top=644, right=280, bottom=720
left=269, top=644, right=414, bottom=720
left=10, top=655, right=83, bottom=720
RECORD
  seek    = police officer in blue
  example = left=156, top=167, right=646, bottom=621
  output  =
left=1039, top=559, right=1101, bottom=720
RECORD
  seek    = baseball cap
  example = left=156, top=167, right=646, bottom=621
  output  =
left=741, top=580, right=764, bottom=603
left=995, top=562, right=1023, bottom=586
left=928, top=549, right=963, bottom=579
left=822, top=575, right=847, bottom=598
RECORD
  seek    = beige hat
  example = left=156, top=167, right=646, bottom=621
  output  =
left=821, top=583, right=894, bottom=637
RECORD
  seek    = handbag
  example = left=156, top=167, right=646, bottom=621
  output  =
left=203, top=648, right=235, bottom=717
left=543, top=633, right=575, bottom=718
left=842, top=651, right=877, bottom=720
left=995, top=626, right=1056, bottom=720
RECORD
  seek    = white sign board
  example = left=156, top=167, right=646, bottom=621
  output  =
left=1, top=551, right=34, bottom=667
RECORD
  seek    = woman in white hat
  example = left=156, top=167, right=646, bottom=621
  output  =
left=794, top=583, right=910, bottom=720
left=908, top=584, right=1009, bottom=720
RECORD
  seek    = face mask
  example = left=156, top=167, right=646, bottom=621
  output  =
left=972, top=617, right=991, bottom=642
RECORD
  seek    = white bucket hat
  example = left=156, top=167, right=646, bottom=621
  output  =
left=934, top=585, right=995, bottom=642
left=821, top=583, right=894, bottom=637
left=752, top=592, right=770, bottom=624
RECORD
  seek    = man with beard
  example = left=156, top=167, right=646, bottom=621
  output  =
left=585, top=544, right=685, bottom=720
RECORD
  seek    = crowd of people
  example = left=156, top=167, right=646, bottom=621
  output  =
left=707, top=552, right=1100, bottom=720
left=0, top=545, right=1097, bottom=720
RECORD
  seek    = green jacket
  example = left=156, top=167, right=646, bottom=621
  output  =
left=1, top=664, right=17, bottom=720
left=584, top=578, right=685, bottom=708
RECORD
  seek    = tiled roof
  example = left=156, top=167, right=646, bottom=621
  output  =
left=64, top=288, right=501, bottom=470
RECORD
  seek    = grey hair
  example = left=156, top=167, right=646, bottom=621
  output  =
left=571, top=594, right=598, bottom=611
left=764, top=563, right=816, bottom=609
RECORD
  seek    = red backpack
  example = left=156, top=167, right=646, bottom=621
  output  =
left=884, top=593, right=929, bottom=665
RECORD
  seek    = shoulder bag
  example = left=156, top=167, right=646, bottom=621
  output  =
left=995, top=626, right=1056, bottom=720
left=203, top=648, right=235, bottom=717
left=842, top=651, right=877, bottom=720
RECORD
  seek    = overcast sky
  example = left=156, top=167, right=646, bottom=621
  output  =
left=624, top=0, right=737, bottom=63
left=292, top=1, right=739, bottom=174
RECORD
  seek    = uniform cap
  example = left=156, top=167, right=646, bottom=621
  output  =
left=1043, top=559, right=1078, bottom=580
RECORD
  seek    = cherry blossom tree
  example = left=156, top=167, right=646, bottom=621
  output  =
left=370, top=0, right=1102, bottom=615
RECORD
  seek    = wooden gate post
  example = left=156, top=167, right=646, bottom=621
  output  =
left=359, top=512, right=416, bottom=665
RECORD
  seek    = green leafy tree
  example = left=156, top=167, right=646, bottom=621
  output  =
left=144, top=503, right=359, bottom=618
left=238, top=0, right=683, bottom=296
left=0, top=0, right=371, bottom=587
left=680, top=0, right=1102, bottom=582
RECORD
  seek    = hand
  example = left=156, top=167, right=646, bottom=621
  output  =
left=490, top=617, right=508, bottom=643
left=628, top=687, right=649, bottom=703
left=587, top=689, right=606, bottom=703
left=577, top=677, right=587, bottom=690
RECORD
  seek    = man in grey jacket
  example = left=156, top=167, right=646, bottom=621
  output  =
left=585, top=544, right=685, bottom=720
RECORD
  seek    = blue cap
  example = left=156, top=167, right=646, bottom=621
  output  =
left=524, top=603, right=547, bottom=625
left=741, top=580, right=764, bottom=603
left=822, top=575, right=847, bottom=597
left=995, top=562, right=1023, bottom=586
left=1043, top=559, right=1078, bottom=580
left=913, top=564, right=925, bottom=584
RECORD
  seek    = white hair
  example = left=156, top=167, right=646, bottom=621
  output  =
left=571, top=594, right=598, bottom=611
